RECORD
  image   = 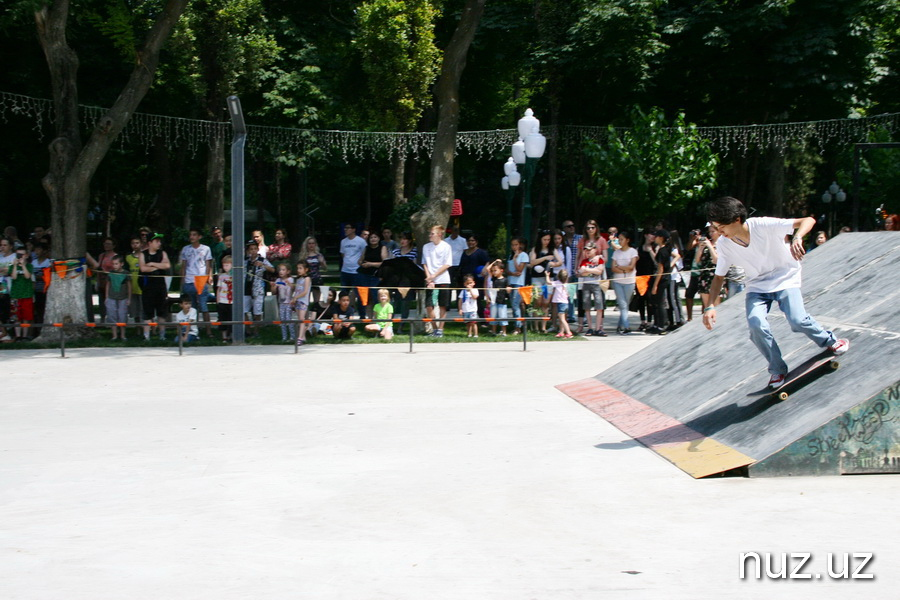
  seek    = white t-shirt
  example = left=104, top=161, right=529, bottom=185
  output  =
left=444, top=235, right=468, bottom=266
left=0, top=252, right=15, bottom=294
left=180, top=244, right=212, bottom=278
left=460, top=288, right=479, bottom=312
left=175, top=307, right=199, bottom=337
left=612, top=247, right=639, bottom=283
left=422, top=240, right=452, bottom=285
left=714, top=217, right=801, bottom=293
left=507, top=251, right=529, bottom=286
left=340, top=236, right=367, bottom=274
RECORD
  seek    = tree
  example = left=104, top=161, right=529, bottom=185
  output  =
left=579, top=107, right=719, bottom=226
left=410, top=0, right=487, bottom=247
left=34, top=0, right=188, bottom=339
left=354, top=0, right=442, bottom=208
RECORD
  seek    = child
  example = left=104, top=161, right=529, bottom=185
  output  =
left=271, top=262, right=295, bottom=342
left=311, top=288, right=336, bottom=336
left=105, top=255, right=132, bottom=341
left=216, top=255, right=234, bottom=342
left=365, top=288, right=394, bottom=340
left=458, top=274, right=480, bottom=338
left=292, top=260, right=312, bottom=346
left=577, top=242, right=607, bottom=336
left=9, top=248, right=34, bottom=341
left=548, top=268, right=573, bottom=338
left=244, top=240, right=274, bottom=335
left=124, top=236, right=143, bottom=339
left=174, top=293, right=199, bottom=344
left=484, top=259, right=510, bottom=337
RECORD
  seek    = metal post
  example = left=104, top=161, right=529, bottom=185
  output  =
left=522, top=318, right=527, bottom=351
left=59, top=324, right=65, bottom=358
left=522, top=157, right=539, bottom=245
left=505, top=187, right=514, bottom=256
left=178, top=325, right=183, bottom=356
left=228, top=95, right=247, bottom=344
left=408, top=319, right=414, bottom=353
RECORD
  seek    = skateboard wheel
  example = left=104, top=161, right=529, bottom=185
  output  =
left=830, top=361, right=840, bottom=370
left=778, top=392, right=789, bottom=401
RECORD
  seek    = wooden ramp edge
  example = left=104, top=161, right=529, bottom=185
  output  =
left=557, top=378, right=756, bottom=478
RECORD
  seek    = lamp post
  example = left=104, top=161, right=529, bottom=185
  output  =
left=227, top=95, right=246, bottom=344
left=502, top=157, right=520, bottom=255
left=515, top=109, right=546, bottom=245
left=821, top=181, right=846, bottom=238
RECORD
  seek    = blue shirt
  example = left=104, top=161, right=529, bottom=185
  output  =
left=508, top=251, right=529, bottom=286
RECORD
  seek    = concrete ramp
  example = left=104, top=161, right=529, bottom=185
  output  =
left=557, top=233, right=900, bottom=477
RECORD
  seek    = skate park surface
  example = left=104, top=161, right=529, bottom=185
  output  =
left=3, top=334, right=899, bottom=599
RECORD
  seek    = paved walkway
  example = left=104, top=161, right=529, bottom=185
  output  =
left=2, top=335, right=898, bottom=599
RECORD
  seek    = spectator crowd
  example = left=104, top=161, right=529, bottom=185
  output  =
left=2, top=212, right=893, bottom=345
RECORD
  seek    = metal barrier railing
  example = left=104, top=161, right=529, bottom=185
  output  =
left=1, top=316, right=554, bottom=357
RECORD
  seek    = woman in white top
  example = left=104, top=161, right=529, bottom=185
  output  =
left=610, top=230, right=639, bottom=334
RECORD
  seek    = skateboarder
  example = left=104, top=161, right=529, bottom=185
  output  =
left=702, top=196, right=849, bottom=388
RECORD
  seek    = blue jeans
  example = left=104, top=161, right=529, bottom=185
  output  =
left=182, top=281, right=210, bottom=312
left=745, top=288, right=837, bottom=376
left=612, top=281, right=634, bottom=330
left=509, top=285, right=523, bottom=328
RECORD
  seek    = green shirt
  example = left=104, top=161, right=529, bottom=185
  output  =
left=10, top=262, right=34, bottom=300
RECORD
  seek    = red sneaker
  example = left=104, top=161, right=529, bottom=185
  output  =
left=768, top=374, right=786, bottom=389
left=829, top=338, right=850, bottom=355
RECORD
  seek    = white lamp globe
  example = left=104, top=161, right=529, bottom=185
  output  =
left=836, top=189, right=847, bottom=203
left=517, top=108, right=540, bottom=140
left=829, top=181, right=840, bottom=196
left=512, top=138, right=526, bottom=164
left=501, top=176, right=509, bottom=190
left=821, top=191, right=832, bottom=204
left=508, top=171, right=521, bottom=186
left=524, top=126, right=547, bottom=159
left=504, top=157, right=518, bottom=176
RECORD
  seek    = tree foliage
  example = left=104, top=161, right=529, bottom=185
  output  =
left=579, top=107, right=719, bottom=225
left=354, top=0, right=442, bottom=132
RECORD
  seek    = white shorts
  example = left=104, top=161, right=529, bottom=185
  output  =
left=244, top=295, right=264, bottom=316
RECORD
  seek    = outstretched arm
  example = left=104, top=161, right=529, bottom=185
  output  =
left=702, top=275, right=727, bottom=330
left=790, top=216, right=817, bottom=260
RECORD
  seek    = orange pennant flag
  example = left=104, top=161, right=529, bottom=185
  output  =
left=194, top=275, right=210, bottom=294
left=54, top=261, right=68, bottom=280
left=518, top=285, right=533, bottom=305
left=635, top=275, right=650, bottom=296
left=43, top=267, right=52, bottom=290
left=398, top=287, right=410, bottom=298
left=357, top=286, right=369, bottom=306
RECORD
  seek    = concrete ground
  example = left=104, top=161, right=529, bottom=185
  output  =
left=2, top=332, right=898, bottom=599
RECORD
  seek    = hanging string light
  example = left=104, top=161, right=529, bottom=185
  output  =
left=3, top=90, right=900, bottom=161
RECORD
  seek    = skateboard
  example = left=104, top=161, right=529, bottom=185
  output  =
left=746, top=350, right=841, bottom=401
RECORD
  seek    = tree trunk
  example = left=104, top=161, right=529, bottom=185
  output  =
left=34, top=0, right=189, bottom=341
left=392, top=155, right=407, bottom=208
left=204, top=134, right=226, bottom=230
left=410, top=0, right=486, bottom=248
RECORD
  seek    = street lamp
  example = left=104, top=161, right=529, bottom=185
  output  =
left=821, top=181, right=847, bottom=238
left=227, top=95, right=246, bottom=344
left=517, top=109, right=546, bottom=245
left=502, top=157, right=521, bottom=255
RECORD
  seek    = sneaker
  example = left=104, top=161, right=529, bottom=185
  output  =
left=829, top=338, right=850, bottom=355
left=435, top=329, right=444, bottom=337
left=472, top=335, right=478, bottom=339
left=768, top=373, right=786, bottom=389
left=500, top=332, right=507, bottom=337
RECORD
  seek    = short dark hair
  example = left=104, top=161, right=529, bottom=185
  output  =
left=707, top=196, right=748, bottom=225
left=189, top=227, right=203, bottom=236
left=180, top=294, right=192, bottom=303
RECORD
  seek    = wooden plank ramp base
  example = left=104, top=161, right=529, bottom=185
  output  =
left=556, top=379, right=756, bottom=478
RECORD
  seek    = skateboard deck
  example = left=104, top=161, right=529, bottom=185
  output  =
left=746, top=350, right=841, bottom=401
